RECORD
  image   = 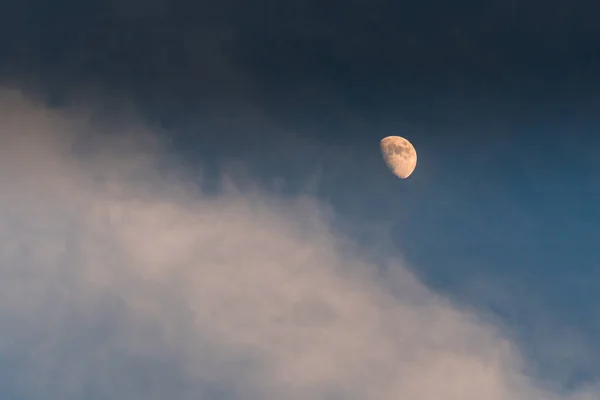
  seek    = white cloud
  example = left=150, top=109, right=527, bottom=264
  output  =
left=0, top=88, right=596, bottom=399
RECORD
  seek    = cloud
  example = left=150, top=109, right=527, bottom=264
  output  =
left=0, top=87, right=596, bottom=400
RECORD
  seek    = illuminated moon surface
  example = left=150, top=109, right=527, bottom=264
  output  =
left=380, top=136, right=417, bottom=179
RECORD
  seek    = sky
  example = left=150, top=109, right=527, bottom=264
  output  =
left=0, top=0, right=600, bottom=399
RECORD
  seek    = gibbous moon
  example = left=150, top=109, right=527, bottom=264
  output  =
left=380, top=136, right=417, bottom=179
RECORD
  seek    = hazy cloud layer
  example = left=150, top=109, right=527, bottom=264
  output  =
left=0, top=88, right=596, bottom=400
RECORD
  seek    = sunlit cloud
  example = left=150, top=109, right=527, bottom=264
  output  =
left=0, top=88, right=596, bottom=400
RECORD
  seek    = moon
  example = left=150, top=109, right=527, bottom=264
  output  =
left=380, top=136, right=417, bottom=179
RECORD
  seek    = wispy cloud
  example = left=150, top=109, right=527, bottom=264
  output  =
left=0, top=88, right=596, bottom=400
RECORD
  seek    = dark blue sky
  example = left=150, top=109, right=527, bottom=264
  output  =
left=1, top=0, right=600, bottom=391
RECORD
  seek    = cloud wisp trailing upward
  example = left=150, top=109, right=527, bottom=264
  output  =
left=0, top=88, right=596, bottom=400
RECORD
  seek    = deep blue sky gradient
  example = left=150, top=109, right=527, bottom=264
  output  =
left=1, top=0, right=600, bottom=389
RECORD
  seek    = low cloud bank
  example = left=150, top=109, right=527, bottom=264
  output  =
left=0, top=89, right=596, bottom=400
